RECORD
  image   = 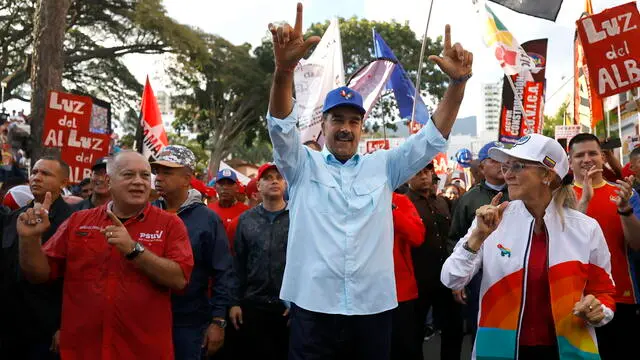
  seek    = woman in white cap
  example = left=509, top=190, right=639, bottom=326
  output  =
left=441, top=134, right=616, bottom=360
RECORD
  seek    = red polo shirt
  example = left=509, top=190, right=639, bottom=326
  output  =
left=208, top=201, right=249, bottom=228
left=42, top=203, right=194, bottom=360
left=574, top=182, right=637, bottom=304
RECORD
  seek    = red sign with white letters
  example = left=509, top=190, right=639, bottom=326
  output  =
left=576, top=2, right=640, bottom=97
left=42, top=91, right=111, bottom=183
left=365, top=139, right=390, bottom=153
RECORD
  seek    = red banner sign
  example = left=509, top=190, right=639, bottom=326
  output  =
left=577, top=2, right=640, bottom=97
left=519, top=82, right=544, bottom=137
left=42, top=91, right=111, bottom=183
left=433, top=153, right=450, bottom=176
left=365, top=139, right=390, bottom=153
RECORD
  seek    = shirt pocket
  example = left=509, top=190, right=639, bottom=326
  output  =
left=352, top=177, right=387, bottom=215
left=308, top=174, right=339, bottom=214
left=67, top=233, right=109, bottom=281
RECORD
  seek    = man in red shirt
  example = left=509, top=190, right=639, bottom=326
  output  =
left=569, top=134, right=640, bottom=360
left=208, top=169, right=249, bottom=227
left=390, top=192, right=425, bottom=360
left=17, top=151, right=194, bottom=359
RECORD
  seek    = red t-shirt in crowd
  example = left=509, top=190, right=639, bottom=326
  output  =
left=42, top=203, right=194, bottom=359
left=391, top=193, right=425, bottom=302
left=208, top=201, right=249, bottom=228
left=520, top=230, right=556, bottom=346
left=574, top=182, right=637, bottom=304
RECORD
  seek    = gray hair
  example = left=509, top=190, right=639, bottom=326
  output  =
left=106, top=151, right=147, bottom=176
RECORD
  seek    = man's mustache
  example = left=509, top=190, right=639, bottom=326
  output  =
left=335, top=131, right=354, bottom=142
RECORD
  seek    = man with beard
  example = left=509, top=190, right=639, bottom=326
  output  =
left=208, top=169, right=249, bottom=228
left=72, top=157, right=111, bottom=211
left=266, top=4, right=472, bottom=358
left=569, top=134, right=640, bottom=360
left=0, top=156, right=73, bottom=359
left=16, top=151, right=194, bottom=359
left=151, top=145, right=234, bottom=360
left=407, top=163, right=463, bottom=360
left=228, top=163, right=290, bottom=359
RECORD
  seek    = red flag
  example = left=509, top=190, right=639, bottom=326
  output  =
left=139, top=77, right=168, bottom=159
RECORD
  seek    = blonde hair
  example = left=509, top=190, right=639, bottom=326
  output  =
left=551, top=177, right=577, bottom=230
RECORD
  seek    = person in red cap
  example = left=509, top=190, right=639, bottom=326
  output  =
left=235, top=183, right=247, bottom=205
left=245, top=177, right=261, bottom=208
left=228, top=162, right=290, bottom=359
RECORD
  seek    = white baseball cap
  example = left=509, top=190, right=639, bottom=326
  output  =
left=488, top=134, right=569, bottom=179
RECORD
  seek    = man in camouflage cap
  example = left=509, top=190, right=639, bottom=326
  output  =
left=151, top=145, right=234, bottom=359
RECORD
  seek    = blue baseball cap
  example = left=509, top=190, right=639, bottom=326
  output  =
left=322, top=86, right=366, bottom=116
left=478, top=141, right=504, bottom=162
left=216, top=168, right=238, bottom=183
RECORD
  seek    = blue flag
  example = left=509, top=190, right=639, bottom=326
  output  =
left=373, top=31, right=430, bottom=125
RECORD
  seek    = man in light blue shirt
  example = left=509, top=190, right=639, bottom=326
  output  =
left=267, top=4, right=473, bottom=359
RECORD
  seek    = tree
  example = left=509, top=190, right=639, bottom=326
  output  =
left=543, top=100, right=570, bottom=138
left=29, top=0, right=71, bottom=161
left=169, top=33, right=271, bottom=175
left=0, top=0, right=205, bottom=157
left=227, top=131, right=274, bottom=165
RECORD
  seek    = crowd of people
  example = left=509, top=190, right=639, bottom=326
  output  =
left=1, top=3, right=640, bottom=360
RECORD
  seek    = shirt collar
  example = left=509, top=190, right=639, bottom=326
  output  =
left=103, top=201, right=150, bottom=223
left=321, top=146, right=361, bottom=165
left=573, top=180, right=608, bottom=189
left=484, top=180, right=506, bottom=192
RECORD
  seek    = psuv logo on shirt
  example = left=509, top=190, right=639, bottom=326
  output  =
left=497, top=244, right=511, bottom=258
left=138, top=231, right=164, bottom=243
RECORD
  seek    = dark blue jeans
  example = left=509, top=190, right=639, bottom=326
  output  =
left=173, top=323, right=209, bottom=360
left=288, top=304, right=392, bottom=360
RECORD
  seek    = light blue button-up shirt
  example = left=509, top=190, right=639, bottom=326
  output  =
left=268, top=105, right=448, bottom=315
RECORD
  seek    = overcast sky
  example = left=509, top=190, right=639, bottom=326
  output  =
left=8, top=0, right=636, bottom=127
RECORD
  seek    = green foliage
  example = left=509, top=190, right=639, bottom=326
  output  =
left=542, top=100, right=570, bottom=138
left=166, top=133, right=209, bottom=173
left=169, top=32, right=271, bottom=172
left=0, top=0, right=205, bottom=124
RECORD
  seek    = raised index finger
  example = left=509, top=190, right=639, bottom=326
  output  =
left=444, top=24, right=452, bottom=51
left=491, top=192, right=503, bottom=206
left=42, top=192, right=53, bottom=211
left=106, top=210, right=124, bottom=227
left=294, top=2, right=303, bottom=34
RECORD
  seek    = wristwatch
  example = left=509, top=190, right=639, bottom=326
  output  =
left=212, top=318, right=227, bottom=329
left=125, top=242, right=145, bottom=260
left=617, top=207, right=634, bottom=217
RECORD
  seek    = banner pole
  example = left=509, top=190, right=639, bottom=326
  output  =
left=410, top=0, right=435, bottom=123
left=617, top=103, right=624, bottom=161
left=605, top=105, right=611, bottom=138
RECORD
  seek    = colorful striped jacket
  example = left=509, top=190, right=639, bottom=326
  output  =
left=441, top=200, right=616, bottom=360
